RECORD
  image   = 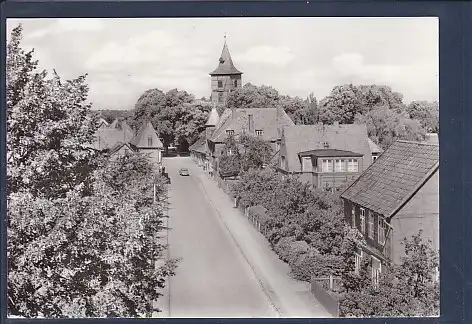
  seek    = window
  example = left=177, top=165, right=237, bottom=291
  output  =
left=234, top=79, right=238, bottom=87
left=335, top=159, right=346, bottom=172
left=276, top=142, right=281, bottom=152
left=354, top=249, right=362, bottom=275
left=378, top=217, right=386, bottom=245
left=218, top=80, right=223, bottom=88
left=322, top=159, right=333, bottom=172
left=372, top=155, right=378, bottom=162
left=227, top=149, right=233, bottom=156
left=281, top=156, right=286, bottom=169
left=302, top=157, right=312, bottom=172
left=218, top=92, right=223, bottom=103
left=348, top=158, right=359, bottom=172
left=148, top=136, right=152, bottom=147
left=360, top=208, right=365, bottom=233
left=226, top=130, right=234, bottom=136
left=351, top=206, right=356, bottom=228
left=255, top=130, right=264, bottom=136
left=371, top=256, right=382, bottom=287
left=368, top=211, right=374, bottom=239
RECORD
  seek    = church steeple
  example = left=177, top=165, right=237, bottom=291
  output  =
left=209, top=36, right=243, bottom=105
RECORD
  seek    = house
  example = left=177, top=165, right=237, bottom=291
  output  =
left=107, top=142, right=138, bottom=161
left=97, top=118, right=109, bottom=129
left=209, top=37, right=243, bottom=105
left=276, top=123, right=374, bottom=191
left=340, top=134, right=439, bottom=284
left=368, top=138, right=383, bottom=162
left=129, top=121, right=164, bottom=165
left=189, top=131, right=208, bottom=167
left=93, top=119, right=135, bottom=150
left=206, top=107, right=295, bottom=176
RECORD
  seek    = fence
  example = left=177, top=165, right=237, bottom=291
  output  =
left=310, top=275, right=341, bottom=317
left=311, top=275, right=342, bottom=292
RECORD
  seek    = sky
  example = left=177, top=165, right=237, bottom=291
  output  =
left=7, top=17, right=438, bottom=111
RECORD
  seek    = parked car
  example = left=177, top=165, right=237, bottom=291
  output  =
left=179, top=168, right=189, bottom=176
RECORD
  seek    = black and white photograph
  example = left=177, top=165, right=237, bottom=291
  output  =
left=6, top=17, right=439, bottom=318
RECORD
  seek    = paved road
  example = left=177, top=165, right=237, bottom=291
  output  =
left=159, top=157, right=277, bottom=317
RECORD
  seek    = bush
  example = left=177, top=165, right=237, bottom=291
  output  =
left=273, top=236, right=296, bottom=262
left=290, top=252, right=344, bottom=282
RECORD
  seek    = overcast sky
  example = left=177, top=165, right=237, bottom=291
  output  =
left=7, top=18, right=438, bottom=110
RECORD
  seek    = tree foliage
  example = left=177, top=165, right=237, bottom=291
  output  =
left=7, top=26, right=176, bottom=318
left=406, top=100, right=439, bottom=133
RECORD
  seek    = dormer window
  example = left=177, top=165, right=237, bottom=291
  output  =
left=226, top=130, right=234, bottom=136
left=255, top=130, right=264, bottom=136
left=372, top=155, right=378, bottom=162
left=148, top=136, right=152, bottom=147
left=218, top=80, right=223, bottom=88
left=321, top=159, right=333, bottom=172
left=323, top=141, right=330, bottom=149
left=348, top=158, right=359, bottom=172
left=234, top=79, right=238, bottom=87
left=302, top=157, right=312, bottom=172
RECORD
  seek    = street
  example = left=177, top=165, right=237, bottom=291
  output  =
left=159, top=157, right=277, bottom=317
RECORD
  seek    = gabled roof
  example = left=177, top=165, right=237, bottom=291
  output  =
left=210, top=108, right=295, bottom=143
left=368, top=138, right=383, bottom=154
left=94, top=119, right=135, bottom=150
left=341, top=140, right=439, bottom=218
left=189, top=131, right=207, bottom=154
left=129, top=122, right=164, bottom=148
left=298, top=149, right=363, bottom=158
left=108, top=142, right=137, bottom=156
left=210, top=40, right=242, bottom=76
left=205, top=106, right=220, bottom=127
left=282, top=124, right=371, bottom=172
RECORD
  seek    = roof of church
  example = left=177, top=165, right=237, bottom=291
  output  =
left=210, top=40, right=242, bottom=76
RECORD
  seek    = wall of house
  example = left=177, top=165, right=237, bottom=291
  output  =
left=389, top=170, right=439, bottom=265
left=139, top=148, right=162, bottom=165
left=318, top=172, right=360, bottom=190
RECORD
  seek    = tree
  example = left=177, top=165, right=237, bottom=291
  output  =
left=8, top=153, right=177, bottom=317
left=354, top=105, right=426, bottom=149
left=339, top=230, right=439, bottom=317
left=292, top=94, right=319, bottom=125
left=226, top=83, right=281, bottom=109
left=7, top=25, right=98, bottom=199
left=406, top=101, right=439, bottom=133
left=98, top=110, right=134, bottom=125
left=239, top=134, right=273, bottom=170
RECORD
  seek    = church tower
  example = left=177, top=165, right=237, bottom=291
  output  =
left=209, top=36, right=243, bottom=105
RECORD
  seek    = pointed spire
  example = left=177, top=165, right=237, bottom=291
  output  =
left=205, top=105, right=220, bottom=127
left=210, top=35, right=242, bottom=76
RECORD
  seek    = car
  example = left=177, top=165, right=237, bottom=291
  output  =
left=179, top=168, right=189, bottom=176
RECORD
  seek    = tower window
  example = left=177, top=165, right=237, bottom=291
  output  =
left=226, top=130, right=234, bottom=136
left=218, top=80, right=223, bottom=88
left=255, top=130, right=264, bottom=136
left=148, top=136, right=152, bottom=147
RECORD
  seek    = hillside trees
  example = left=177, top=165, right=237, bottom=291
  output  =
left=7, top=25, right=175, bottom=317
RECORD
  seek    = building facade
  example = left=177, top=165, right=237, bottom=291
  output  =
left=340, top=134, right=439, bottom=283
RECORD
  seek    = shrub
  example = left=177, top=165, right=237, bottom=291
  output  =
left=290, top=252, right=344, bottom=282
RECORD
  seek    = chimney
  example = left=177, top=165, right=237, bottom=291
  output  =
left=424, top=133, right=439, bottom=144
left=248, top=114, right=254, bottom=132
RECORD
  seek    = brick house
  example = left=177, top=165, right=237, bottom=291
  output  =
left=340, top=134, right=439, bottom=283
left=276, top=123, right=375, bottom=191
left=206, top=107, right=295, bottom=176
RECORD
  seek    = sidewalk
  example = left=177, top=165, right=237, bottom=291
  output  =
left=193, top=166, right=332, bottom=318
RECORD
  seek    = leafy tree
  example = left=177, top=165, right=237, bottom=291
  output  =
left=239, top=134, right=273, bottom=170
left=7, top=24, right=98, bottom=199
left=354, top=106, right=426, bottom=149
left=130, top=88, right=166, bottom=129
left=98, top=110, right=134, bottom=125
left=406, top=100, right=439, bottom=133
left=339, top=230, right=439, bottom=317
left=292, top=94, right=319, bottom=125
left=226, top=83, right=281, bottom=109
left=8, top=153, right=177, bottom=318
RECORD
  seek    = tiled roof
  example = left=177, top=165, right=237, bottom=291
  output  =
left=93, top=119, right=135, bottom=150
left=108, top=142, right=137, bottom=155
left=129, top=122, right=163, bottom=148
left=189, top=131, right=207, bottom=154
left=210, top=41, right=242, bottom=75
left=282, top=124, right=372, bottom=172
left=210, top=108, right=295, bottom=143
left=368, top=138, right=383, bottom=154
left=341, top=140, right=439, bottom=218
